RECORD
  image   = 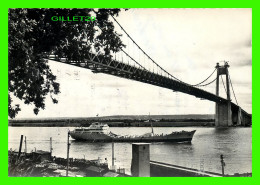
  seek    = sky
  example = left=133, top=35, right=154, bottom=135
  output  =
left=12, top=8, right=252, bottom=118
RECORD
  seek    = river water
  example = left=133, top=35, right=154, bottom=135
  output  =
left=8, top=126, right=252, bottom=175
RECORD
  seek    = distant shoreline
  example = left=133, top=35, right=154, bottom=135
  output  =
left=8, top=121, right=215, bottom=127
left=8, top=114, right=251, bottom=127
left=8, top=114, right=216, bottom=127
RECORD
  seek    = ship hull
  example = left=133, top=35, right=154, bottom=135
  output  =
left=70, top=130, right=196, bottom=143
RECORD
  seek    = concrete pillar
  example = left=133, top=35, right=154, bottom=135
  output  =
left=215, top=62, right=232, bottom=127
left=215, top=63, right=220, bottom=126
left=237, top=107, right=242, bottom=126
left=225, top=67, right=231, bottom=101
left=131, top=143, right=150, bottom=177
left=215, top=101, right=232, bottom=126
left=216, top=63, right=220, bottom=97
left=227, top=101, right=232, bottom=126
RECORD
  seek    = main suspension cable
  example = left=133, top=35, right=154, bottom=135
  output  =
left=110, top=13, right=219, bottom=88
left=109, top=13, right=186, bottom=82
left=94, top=24, right=146, bottom=70
left=196, top=77, right=217, bottom=87
left=229, top=73, right=239, bottom=105
left=221, top=75, right=227, bottom=95
left=191, top=68, right=216, bottom=86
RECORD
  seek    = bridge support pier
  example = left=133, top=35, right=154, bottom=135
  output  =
left=232, top=107, right=242, bottom=126
left=232, top=106, right=252, bottom=126
left=215, top=62, right=232, bottom=127
left=215, top=62, right=251, bottom=127
left=237, top=107, right=242, bottom=126
left=215, top=101, right=232, bottom=127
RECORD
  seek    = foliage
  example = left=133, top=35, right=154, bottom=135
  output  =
left=8, top=8, right=125, bottom=118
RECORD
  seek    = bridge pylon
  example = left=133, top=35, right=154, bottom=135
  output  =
left=215, top=62, right=232, bottom=127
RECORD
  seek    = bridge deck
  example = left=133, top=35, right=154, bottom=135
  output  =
left=47, top=53, right=250, bottom=117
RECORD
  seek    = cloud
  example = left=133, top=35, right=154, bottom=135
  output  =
left=232, top=60, right=252, bottom=67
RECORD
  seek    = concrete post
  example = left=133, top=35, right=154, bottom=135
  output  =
left=131, top=143, right=150, bottom=177
left=17, top=135, right=23, bottom=160
left=112, top=142, right=115, bottom=167
left=66, top=131, right=70, bottom=177
left=24, top=136, right=27, bottom=153
left=50, top=137, right=53, bottom=156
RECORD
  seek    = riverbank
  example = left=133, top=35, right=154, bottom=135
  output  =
left=9, top=114, right=215, bottom=127
left=9, top=150, right=129, bottom=177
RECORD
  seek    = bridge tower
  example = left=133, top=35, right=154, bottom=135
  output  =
left=215, top=62, right=232, bottom=127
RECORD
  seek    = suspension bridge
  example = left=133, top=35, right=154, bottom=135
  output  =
left=46, top=14, right=251, bottom=127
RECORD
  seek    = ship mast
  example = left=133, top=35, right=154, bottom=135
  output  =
left=149, top=112, right=154, bottom=136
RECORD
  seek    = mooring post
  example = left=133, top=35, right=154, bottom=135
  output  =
left=66, top=131, right=70, bottom=177
left=220, top=154, right=225, bottom=176
left=17, top=135, right=23, bottom=160
left=112, top=142, right=115, bottom=167
left=50, top=137, right=53, bottom=156
left=24, top=136, right=27, bottom=154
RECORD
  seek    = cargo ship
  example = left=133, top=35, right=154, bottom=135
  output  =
left=69, top=122, right=196, bottom=142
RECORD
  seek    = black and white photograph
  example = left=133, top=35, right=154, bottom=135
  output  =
left=8, top=8, right=252, bottom=177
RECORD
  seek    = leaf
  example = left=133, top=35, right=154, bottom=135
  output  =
left=8, top=8, right=124, bottom=118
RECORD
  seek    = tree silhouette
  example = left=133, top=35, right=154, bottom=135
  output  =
left=8, top=8, right=125, bottom=118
